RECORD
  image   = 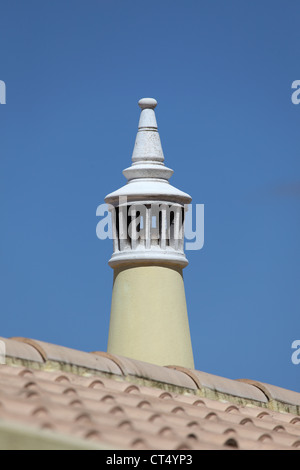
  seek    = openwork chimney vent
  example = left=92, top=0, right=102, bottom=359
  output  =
left=105, top=98, right=191, bottom=269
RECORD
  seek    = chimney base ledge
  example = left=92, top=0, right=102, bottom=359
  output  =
left=108, top=252, right=188, bottom=269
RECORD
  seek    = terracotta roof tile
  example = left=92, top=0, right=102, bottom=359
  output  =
left=0, top=338, right=299, bottom=449
left=168, top=366, right=268, bottom=402
left=238, top=379, right=300, bottom=407
left=94, top=353, right=198, bottom=390
left=0, top=337, right=44, bottom=363
left=11, top=338, right=123, bottom=375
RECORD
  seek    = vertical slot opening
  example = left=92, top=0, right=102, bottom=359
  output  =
left=115, top=207, right=120, bottom=251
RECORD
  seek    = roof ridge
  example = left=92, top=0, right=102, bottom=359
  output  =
left=1, top=336, right=300, bottom=416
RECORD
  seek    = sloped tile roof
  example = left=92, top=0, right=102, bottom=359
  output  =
left=0, top=336, right=299, bottom=450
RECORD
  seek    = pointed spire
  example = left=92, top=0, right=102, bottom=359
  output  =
left=137, top=98, right=158, bottom=129
left=131, top=98, right=163, bottom=163
left=123, top=98, right=173, bottom=182
left=105, top=97, right=191, bottom=205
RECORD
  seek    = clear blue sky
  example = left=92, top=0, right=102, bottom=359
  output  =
left=1, top=0, right=299, bottom=392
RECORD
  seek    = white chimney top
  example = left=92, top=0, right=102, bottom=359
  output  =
left=105, top=98, right=191, bottom=268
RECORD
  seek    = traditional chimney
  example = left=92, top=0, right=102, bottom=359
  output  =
left=105, top=98, right=194, bottom=368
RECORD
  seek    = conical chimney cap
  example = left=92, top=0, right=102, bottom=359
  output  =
left=105, top=98, right=191, bottom=205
